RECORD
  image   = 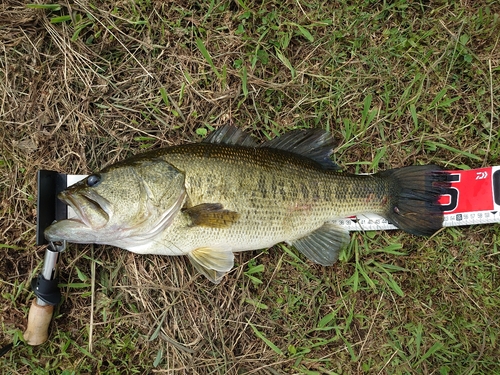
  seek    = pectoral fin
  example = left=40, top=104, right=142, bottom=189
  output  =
left=187, top=247, right=234, bottom=283
left=184, top=203, right=240, bottom=228
left=289, top=223, right=350, bottom=266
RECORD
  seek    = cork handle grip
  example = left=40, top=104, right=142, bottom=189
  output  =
left=23, top=299, right=54, bottom=346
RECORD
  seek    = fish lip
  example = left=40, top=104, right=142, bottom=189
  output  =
left=58, top=189, right=111, bottom=228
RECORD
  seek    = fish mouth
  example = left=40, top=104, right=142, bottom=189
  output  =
left=58, top=189, right=112, bottom=229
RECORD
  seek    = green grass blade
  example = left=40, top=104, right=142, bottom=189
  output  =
left=296, top=24, right=314, bottom=42
left=275, top=48, right=296, bottom=78
left=26, top=3, right=61, bottom=10
left=153, top=348, right=163, bottom=367
left=195, top=38, right=221, bottom=79
left=248, top=322, right=283, bottom=355
left=378, top=273, right=405, bottom=297
left=50, top=15, right=72, bottom=23
left=424, top=141, right=482, bottom=161
left=159, top=87, right=170, bottom=106
left=410, top=103, right=418, bottom=127
left=416, top=342, right=444, bottom=366
left=428, top=88, right=447, bottom=109
left=241, top=65, right=248, bottom=98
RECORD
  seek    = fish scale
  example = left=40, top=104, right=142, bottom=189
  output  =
left=162, top=146, right=368, bottom=229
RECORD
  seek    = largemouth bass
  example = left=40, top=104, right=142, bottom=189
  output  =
left=45, top=126, right=448, bottom=283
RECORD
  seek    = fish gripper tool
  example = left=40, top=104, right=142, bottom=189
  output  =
left=23, top=240, right=65, bottom=346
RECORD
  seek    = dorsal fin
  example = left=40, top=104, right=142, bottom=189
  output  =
left=261, top=128, right=340, bottom=170
left=203, top=125, right=258, bottom=147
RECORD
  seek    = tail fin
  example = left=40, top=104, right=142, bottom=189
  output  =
left=378, top=165, right=449, bottom=236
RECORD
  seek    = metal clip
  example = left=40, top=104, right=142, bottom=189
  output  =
left=48, top=240, right=66, bottom=253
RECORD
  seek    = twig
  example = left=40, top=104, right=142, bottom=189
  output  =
left=483, top=59, right=494, bottom=167
left=89, top=244, right=95, bottom=353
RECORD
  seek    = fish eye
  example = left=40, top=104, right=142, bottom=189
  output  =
left=87, top=174, right=101, bottom=187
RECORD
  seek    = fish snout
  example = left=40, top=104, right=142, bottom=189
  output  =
left=58, top=189, right=111, bottom=229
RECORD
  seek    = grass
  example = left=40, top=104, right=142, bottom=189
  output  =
left=1, top=0, right=499, bottom=374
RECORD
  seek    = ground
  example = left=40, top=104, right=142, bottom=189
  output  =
left=1, top=1, right=499, bottom=374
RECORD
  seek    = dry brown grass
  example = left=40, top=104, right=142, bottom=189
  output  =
left=1, top=0, right=499, bottom=374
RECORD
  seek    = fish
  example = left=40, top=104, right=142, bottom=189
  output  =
left=45, top=125, right=448, bottom=283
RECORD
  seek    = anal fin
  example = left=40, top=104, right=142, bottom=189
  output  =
left=183, top=203, right=240, bottom=228
left=289, top=222, right=350, bottom=266
left=187, top=247, right=234, bottom=283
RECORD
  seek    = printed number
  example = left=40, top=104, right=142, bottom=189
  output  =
left=476, top=171, right=488, bottom=180
left=441, top=187, right=458, bottom=212
left=440, top=174, right=460, bottom=212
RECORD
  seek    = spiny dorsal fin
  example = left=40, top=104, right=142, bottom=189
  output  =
left=203, top=125, right=258, bottom=147
left=183, top=203, right=240, bottom=228
left=289, top=222, right=350, bottom=266
left=261, top=128, right=340, bottom=170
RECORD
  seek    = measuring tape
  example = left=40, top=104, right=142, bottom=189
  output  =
left=332, top=166, right=500, bottom=231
